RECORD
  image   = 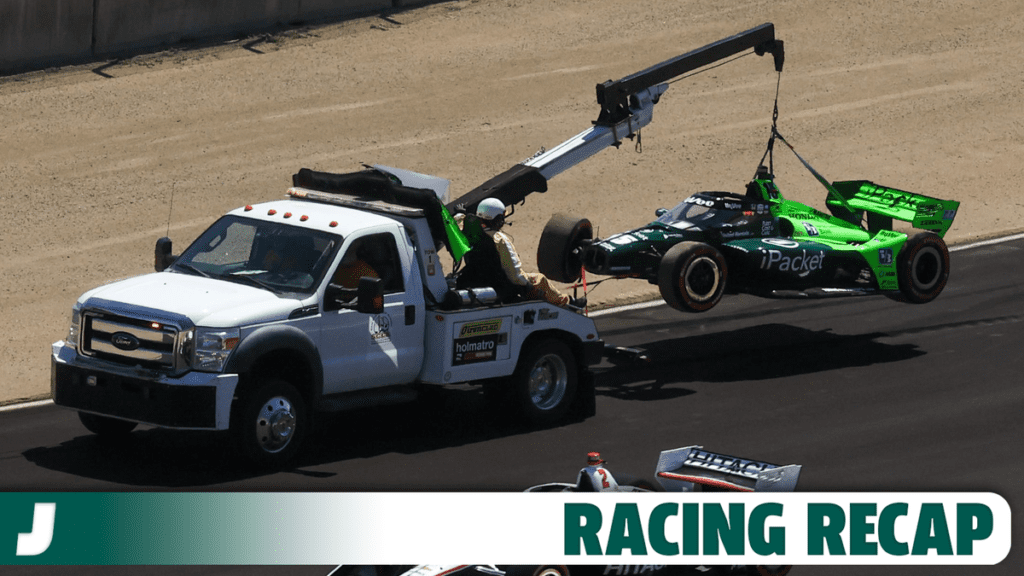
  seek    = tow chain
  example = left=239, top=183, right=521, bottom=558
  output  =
left=758, top=70, right=783, bottom=175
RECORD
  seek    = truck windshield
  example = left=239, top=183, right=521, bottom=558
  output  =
left=171, top=215, right=342, bottom=296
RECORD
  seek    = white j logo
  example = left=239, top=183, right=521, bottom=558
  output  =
left=16, top=503, right=55, bottom=556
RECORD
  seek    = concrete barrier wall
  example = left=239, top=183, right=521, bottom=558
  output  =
left=297, top=0, right=391, bottom=23
left=1, top=0, right=409, bottom=73
left=93, top=0, right=393, bottom=56
left=93, top=0, right=297, bottom=55
left=0, top=0, right=94, bottom=72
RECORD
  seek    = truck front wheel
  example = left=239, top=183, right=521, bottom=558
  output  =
left=512, top=339, right=578, bottom=424
left=78, top=412, right=138, bottom=436
left=233, top=379, right=307, bottom=467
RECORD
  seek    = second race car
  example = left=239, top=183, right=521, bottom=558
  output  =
left=329, top=447, right=801, bottom=576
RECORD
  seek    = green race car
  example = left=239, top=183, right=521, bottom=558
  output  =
left=537, top=164, right=960, bottom=312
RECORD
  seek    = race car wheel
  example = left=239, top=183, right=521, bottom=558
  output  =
left=512, top=338, right=578, bottom=424
left=538, top=214, right=593, bottom=283
left=78, top=412, right=138, bottom=436
left=658, top=242, right=728, bottom=312
left=897, top=231, right=949, bottom=304
left=233, top=378, right=307, bottom=467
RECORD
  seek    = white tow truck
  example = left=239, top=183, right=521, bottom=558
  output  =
left=51, top=24, right=785, bottom=466
left=51, top=166, right=604, bottom=466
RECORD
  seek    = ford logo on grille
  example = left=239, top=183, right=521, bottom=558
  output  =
left=111, top=332, right=141, bottom=351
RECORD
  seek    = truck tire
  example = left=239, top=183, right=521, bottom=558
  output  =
left=538, top=214, right=592, bottom=283
left=233, top=378, right=307, bottom=467
left=658, top=242, right=728, bottom=312
left=512, top=339, right=578, bottom=424
left=898, top=231, right=949, bottom=303
left=78, top=412, right=138, bottom=436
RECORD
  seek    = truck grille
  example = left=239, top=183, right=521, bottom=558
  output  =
left=81, top=312, right=180, bottom=369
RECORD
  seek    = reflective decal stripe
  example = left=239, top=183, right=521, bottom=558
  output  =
left=657, top=472, right=754, bottom=492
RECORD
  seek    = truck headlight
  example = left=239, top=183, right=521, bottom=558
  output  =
left=192, top=328, right=240, bottom=372
left=66, top=308, right=82, bottom=351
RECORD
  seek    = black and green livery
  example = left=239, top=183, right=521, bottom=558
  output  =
left=537, top=166, right=960, bottom=312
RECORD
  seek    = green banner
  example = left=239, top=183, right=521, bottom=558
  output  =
left=0, top=492, right=1011, bottom=565
left=1, top=493, right=356, bottom=565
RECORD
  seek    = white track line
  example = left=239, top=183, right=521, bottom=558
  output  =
left=0, top=398, right=53, bottom=412
left=949, top=232, right=1024, bottom=252
left=589, top=299, right=666, bottom=317
left=3, top=232, right=1022, bottom=413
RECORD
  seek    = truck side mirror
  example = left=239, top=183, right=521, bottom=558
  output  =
left=155, top=237, right=177, bottom=272
left=324, top=277, right=384, bottom=314
left=655, top=208, right=668, bottom=217
left=355, top=276, right=385, bottom=315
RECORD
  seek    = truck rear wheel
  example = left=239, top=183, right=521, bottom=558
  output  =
left=898, top=231, right=949, bottom=303
left=538, top=214, right=593, bottom=283
left=78, top=412, right=138, bottom=436
left=233, top=378, right=307, bottom=467
left=658, top=242, right=728, bottom=312
left=512, top=339, right=578, bottom=424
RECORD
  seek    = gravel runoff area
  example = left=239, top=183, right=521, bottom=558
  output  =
left=2, top=0, right=1022, bottom=404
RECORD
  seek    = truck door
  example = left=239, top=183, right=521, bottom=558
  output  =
left=319, top=230, right=425, bottom=393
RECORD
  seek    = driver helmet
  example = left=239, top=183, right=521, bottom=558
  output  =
left=576, top=451, right=618, bottom=491
left=476, top=198, right=506, bottom=221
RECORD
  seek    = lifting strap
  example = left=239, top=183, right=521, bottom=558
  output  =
left=772, top=129, right=856, bottom=216
left=757, top=69, right=857, bottom=216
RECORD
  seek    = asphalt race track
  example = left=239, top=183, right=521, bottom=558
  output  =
left=2, top=237, right=1021, bottom=576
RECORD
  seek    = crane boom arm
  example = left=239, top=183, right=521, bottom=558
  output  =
left=596, top=22, right=783, bottom=126
left=448, top=23, right=783, bottom=213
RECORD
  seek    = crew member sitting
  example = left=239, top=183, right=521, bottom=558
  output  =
left=458, top=198, right=585, bottom=309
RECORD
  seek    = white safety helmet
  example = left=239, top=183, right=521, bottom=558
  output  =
left=476, top=198, right=506, bottom=221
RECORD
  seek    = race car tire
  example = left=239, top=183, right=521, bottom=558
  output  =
left=897, top=231, right=949, bottom=304
left=511, top=338, right=578, bottom=425
left=78, top=411, right=138, bottom=436
left=538, top=214, right=593, bottom=283
left=658, top=242, right=728, bottom=312
left=233, top=378, right=307, bottom=468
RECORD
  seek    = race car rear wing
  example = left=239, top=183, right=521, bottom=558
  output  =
left=827, top=180, right=960, bottom=238
left=328, top=566, right=504, bottom=576
left=654, top=446, right=801, bottom=493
